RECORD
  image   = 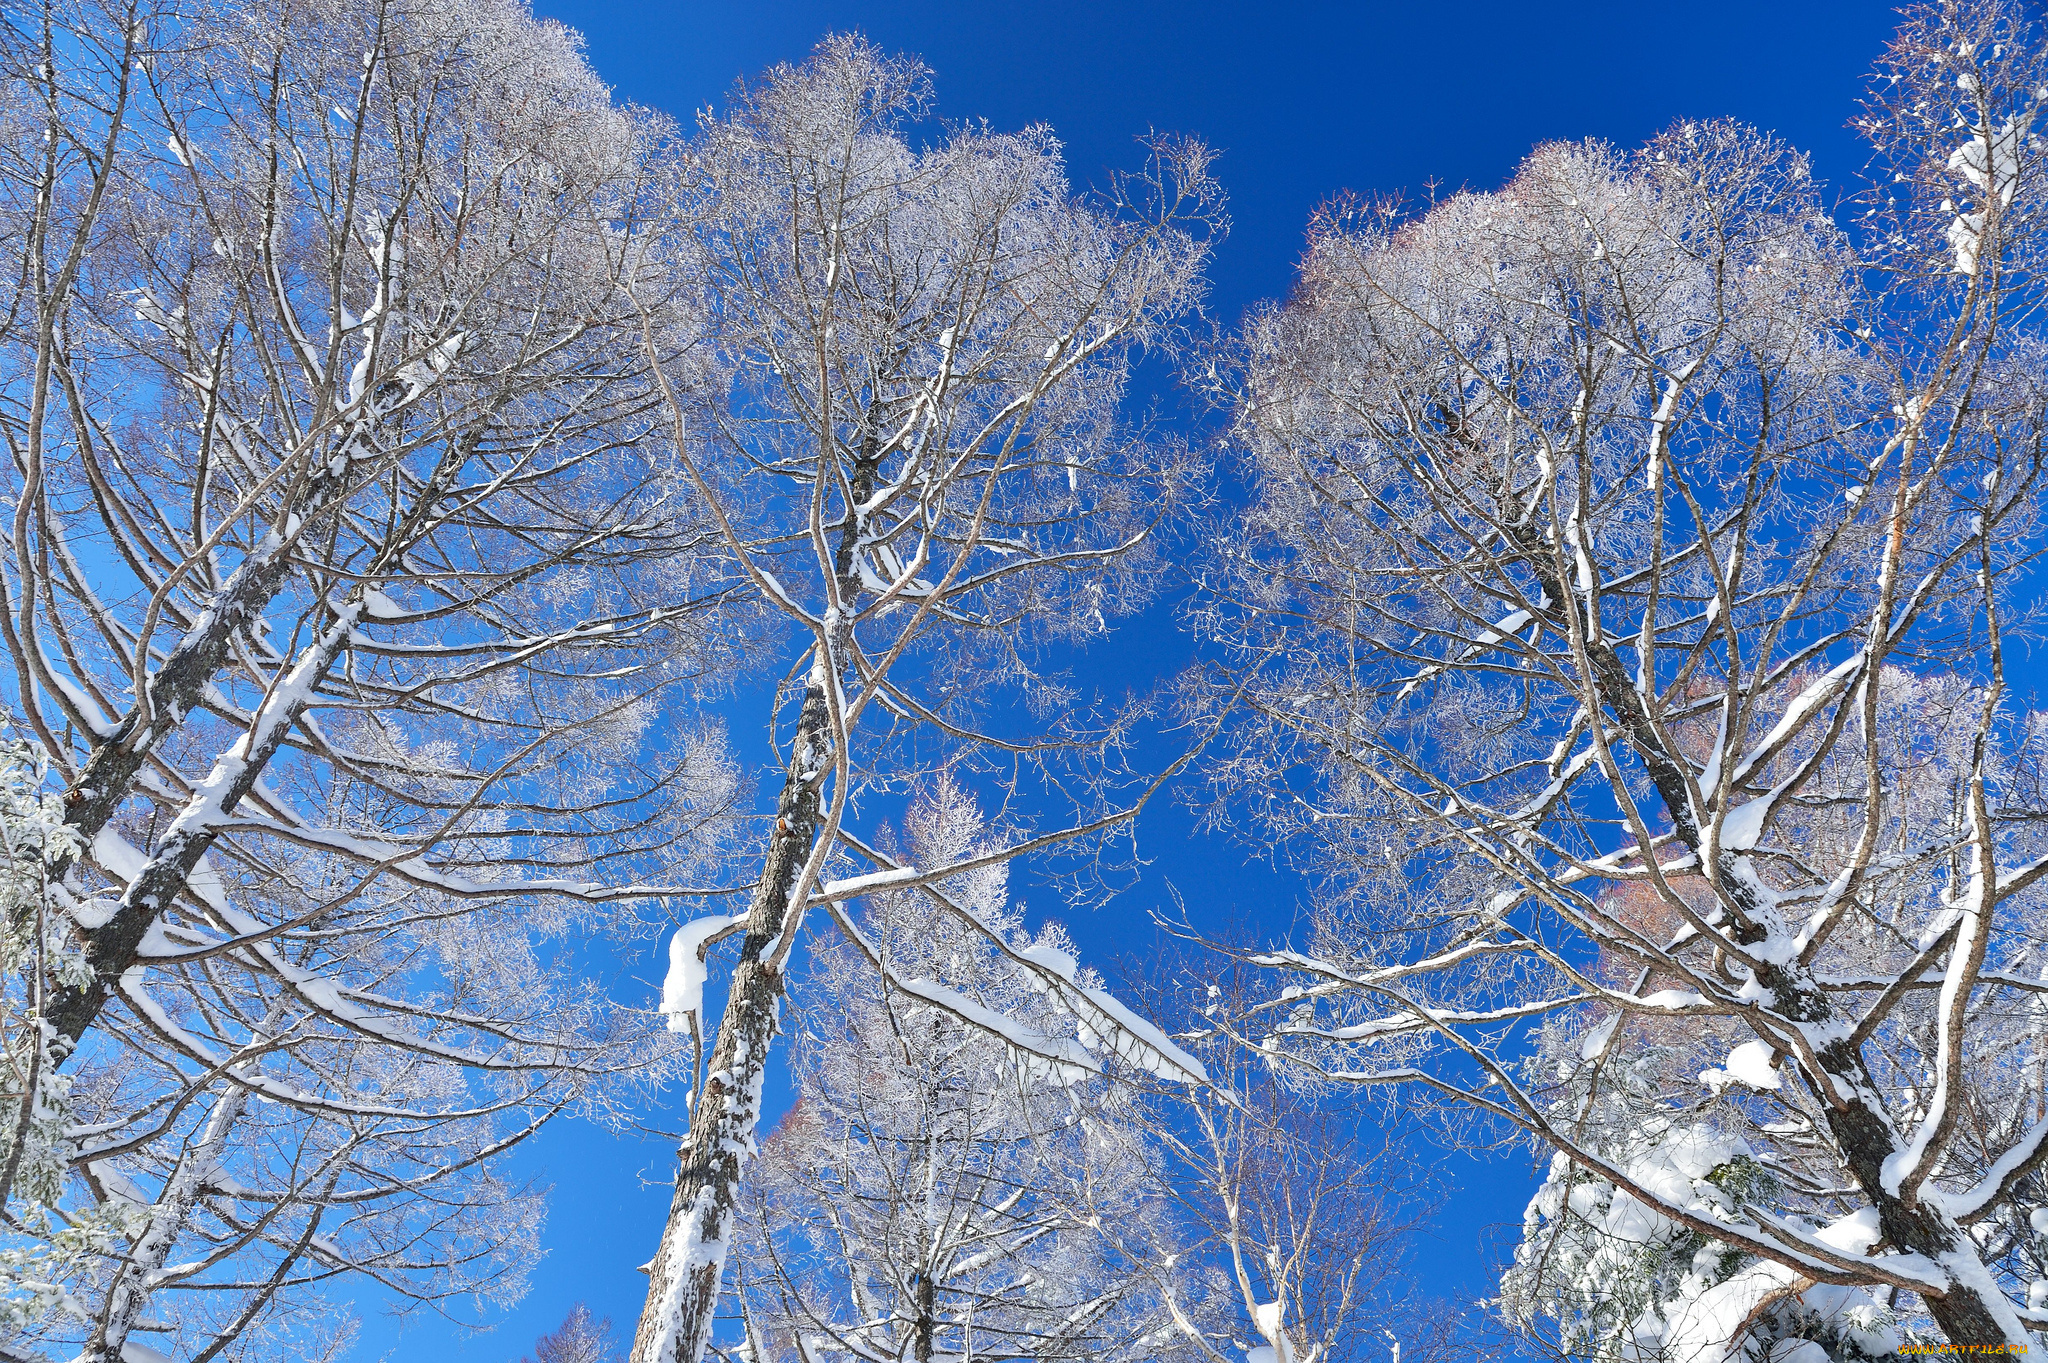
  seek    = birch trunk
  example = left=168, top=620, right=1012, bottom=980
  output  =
left=630, top=442, right=879, bottom=1363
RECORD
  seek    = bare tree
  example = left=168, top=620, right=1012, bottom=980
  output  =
left=624, top=35, right=1221, bottom=1363
left=1199, top=0, right=2048, bottom=1352
left=0, top=0, right=738, bottom=1352
left=727, top=793, right=1443, bottom=1363
left=521, top=1303, right=621, bottom=1363
left=1126, top=961, right=1442, bottom=1363
left=727, top=778, right=1183, bottom=1363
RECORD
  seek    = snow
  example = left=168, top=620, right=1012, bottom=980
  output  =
left=755, top=568, right=810, bottom=619
left=1760, top=1338, right=1828, bottom=1363
left=360, top=587, right=406, bottom=620
left=1248, top=1298, right=1295, bottom=1363
left=857, top=545, right=937, bottom=599
left=83, top=829, right=147, bottom=928
left=1657, top=1125, right=1747, bottom=1181
left=1729, top=652, right=1864, bottom=788
left=1813, top=1206, right=1881, bottom=1255
left=1645, top=357, right=1703, bottom=490
left=1946, top=111, right=2033, bottom=272
left=1734, top=973, right=1775, bottom=1006
left=639, top=1185, right=728, bottom=1363
left=661, top=915, right=740, bottom=1033
left=1476, top=609, right=1531, bottom=648
left=1717, top=794, right=1772, bottom=851
left=1622, top=1236, right=1802, bottom=1358
left=1018, top=941, right=1209, bottom=1085
left=1948, top=1108, right=2048, bottom=1219
left=1699, top=1040, right=1781, bottom=1092
left=1636, top=989, right=1707, bottom=1011
left=816, top=866, right=920, bottom=900
left=46, top=668, right=117, bottom=737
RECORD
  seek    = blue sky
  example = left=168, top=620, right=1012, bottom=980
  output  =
left=361, top=3, right=1912, bottom=1358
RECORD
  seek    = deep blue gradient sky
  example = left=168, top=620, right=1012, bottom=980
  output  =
left=362, top=4, right=1911, bottom=1359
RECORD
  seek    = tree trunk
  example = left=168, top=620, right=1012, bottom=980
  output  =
left=46, top=606, right=362, bottom=1052
left=1816, top=1039, right=2033, bottom=1348
left=52, top=389, right=401, bottom=873
left=1511, top=498, right=2033, bottom=1346
left=914, top=1266, right=936, bottom=1363
left=630, top=427, right=881, bottom=1363
left=627, top=676, right=827, bottom=1363
left=46, top=410, right=479, bottom=1059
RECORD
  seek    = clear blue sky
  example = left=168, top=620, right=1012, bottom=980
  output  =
left=357, top=3, right=1908, bottom=1358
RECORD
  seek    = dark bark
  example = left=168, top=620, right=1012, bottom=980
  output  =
left=630, top=429, right=883, bottom=1363
left=627, top=687, right=826, bottom=1363
left=44, top=381, right=470, bottom=1057
left=46, top=613, right=358, bottom=1051
left=1817, top=1038, right=2023, bottom=1345
left=53, top=381, right=408, bottom=882
left=1482, top=473, right=2023, bottom=1343
left=913, top=1264, right=936, bottom=1363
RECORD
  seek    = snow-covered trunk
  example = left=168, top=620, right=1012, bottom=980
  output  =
left=51, top=386, right=409, bottom=884
left=47, top=604, right=363, bottom=1052
left=1521, top=500, right=2028, bottom=1346
left=1592, top=691, right=2023, bottom=1339
left=627, top=685, right=823, bottom=1363
left=1815, top=1041, right=2030, bottom=1348
left=630, top=437, right=881, bottom=1363
left=84, top=1056, right=256, bottom=1361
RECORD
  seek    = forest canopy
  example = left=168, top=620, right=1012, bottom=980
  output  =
left=0, top=2, right=2044, bottom=1362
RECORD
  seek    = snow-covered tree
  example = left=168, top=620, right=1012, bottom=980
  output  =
left=728, top=778, right=1181, bottom=1363
left=727, top=784, right=1443, bottom=1363
left=1139, top=969, right=1436, bottom=1363
left=0, top=739, right=100, bottom=1332
left=1499, top=1016, right=1907, bottom=1363
left=520, top=1303, right=620, bottom=1363
left=0, top=0, right=738, bottom=1353
left=624, top=36, right=1221, bottom=1363
left=1199, top=0, right=2048, bottom=1353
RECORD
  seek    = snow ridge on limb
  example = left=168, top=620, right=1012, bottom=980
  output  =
left=831, top=828, right=1207, bottom=1086
left=820, top=899, right=1104, bottom=1084
left=54, top=317, right=449, bottom=891
left=50, top=600, right=365, bottom=1050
